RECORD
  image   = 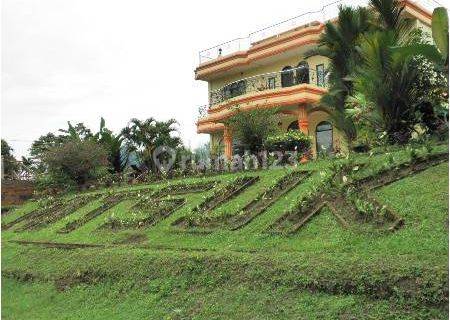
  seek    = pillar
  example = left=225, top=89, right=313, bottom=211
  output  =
left=223, top=126, right=233, bottom=160
left=297, top=105, right=309, bottom=134
left=297, top=105, right=309, bottom=163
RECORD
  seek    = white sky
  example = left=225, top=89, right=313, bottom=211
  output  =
left=1, top=0, right=446, bottom=158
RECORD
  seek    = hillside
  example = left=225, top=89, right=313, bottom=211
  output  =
left=2, top=144, right=449, bottom=319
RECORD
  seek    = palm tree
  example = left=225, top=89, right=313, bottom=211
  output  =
left=121, top=118, right=181, bottom=173
left=93, top=117, right=128, bottom=173
left=306, top=5, right=371, bottom=143
left=350, top=0, right=437, bottom=143
left=352, top=30, right=419, bottom=141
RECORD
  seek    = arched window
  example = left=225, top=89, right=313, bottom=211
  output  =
left=287, top=120, right=299, bottom=131
left=281, top=66, right=294, bottom=87
left=296, top=61, right=309, bottom=84
left=316, top=121, right=333, bottom=155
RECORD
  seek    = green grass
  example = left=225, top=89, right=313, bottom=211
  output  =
left=2, top=144, right=448, bottom=319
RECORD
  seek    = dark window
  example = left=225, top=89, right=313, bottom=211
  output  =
left=281, top=66, right=294, bottom=87
left=296, top=61, right=309, bottom=84
left=268, top=77, right=276, bottom=89
left=224, top=80, right=246, bottom=99
left=316, top=64, right=325, bottom=87
left=287, top=120, right=299, bottom=131
left=316, top=121, right=333, bottom=155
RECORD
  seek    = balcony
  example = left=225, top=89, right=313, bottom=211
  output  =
left=209, top=65, right=326, bottom=107
left=197, top=0, right=439, bottom=65
left=197, top=66, right=328, bottom=125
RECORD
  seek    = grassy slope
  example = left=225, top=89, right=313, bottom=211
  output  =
left=2, top=145, right=449, bottom=319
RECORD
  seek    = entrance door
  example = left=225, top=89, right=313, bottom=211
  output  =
left=316, top=121, right=333, bottom=155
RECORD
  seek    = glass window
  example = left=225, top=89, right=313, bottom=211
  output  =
left=224, top=80, right=246, bottom=99
left=316, top=64, right=325, bottom=87
left=268, top=77, right=276, bottom=89
left=296, top=61, right=309, bottom=84
left=281, top=66, right=294, bottom=87
left=316, top=121, right=333, bottom=155
left=287, top=121, right=299, bottom=131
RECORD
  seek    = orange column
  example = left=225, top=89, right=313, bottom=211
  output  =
left=297, top=105, right=309, bottom=163
left=223, top=126, right=233, bottom=160
left=297, top=105, right=309, bottom=134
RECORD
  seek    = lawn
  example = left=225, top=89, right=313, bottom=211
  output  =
left=2, top=144, right=449, bottom=319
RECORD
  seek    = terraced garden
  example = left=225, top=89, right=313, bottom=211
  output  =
left=2, top=144, right=449, bottom=319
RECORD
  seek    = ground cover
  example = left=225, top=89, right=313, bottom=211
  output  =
left=1, top=143, right=448, bottom=319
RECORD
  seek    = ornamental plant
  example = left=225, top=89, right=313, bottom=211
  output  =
left=264, top=130, right=311, bottom=155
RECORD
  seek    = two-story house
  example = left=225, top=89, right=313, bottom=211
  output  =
left=195, top=0, right=434, bottom=159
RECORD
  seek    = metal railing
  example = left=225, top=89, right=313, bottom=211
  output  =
left=197, top=66, right=328, bottom=120
left=198, top=0, right=443, bottom=64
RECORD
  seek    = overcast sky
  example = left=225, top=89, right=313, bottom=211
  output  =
left=1, top=0, right=445, bottom=158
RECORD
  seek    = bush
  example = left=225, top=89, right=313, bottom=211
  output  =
left=264, top=131, right=311, bottom=154
left=224, top=108, right=280, bottom=154
left=41, top=140, right=109, bottom=189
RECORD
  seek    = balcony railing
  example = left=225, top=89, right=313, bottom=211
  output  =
left=198, top=0, right=443, bottom=64
left=210, top=66, right=327, bottom=106
left=197, top=66, right=328, bottom=120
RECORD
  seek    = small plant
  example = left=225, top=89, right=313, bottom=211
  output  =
left=265, top=131, right=311, bottom=155
left=408, top=147, right=420, bottom=162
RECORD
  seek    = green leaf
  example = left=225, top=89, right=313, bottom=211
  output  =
left=432, top=7, right=448, bottom=60
left=391, top=44, right=442, bottom=63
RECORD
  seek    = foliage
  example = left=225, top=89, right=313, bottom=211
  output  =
left=306, top=5, right=371, bottom=143
left=1, top=143, right=448, bottom=318
left=95, top=118, right=128, bottom=173
left=1, top=139, right=18, bottom=178
left=30, top=122, right=94, bottom=171
left=40, top=140, right=109, bottom=189
left=121, top=118, right=182, bottom=173
left=193, top=142, right=210, bottom=162
left=347, top=0, right=449, bottom=143
left=352, top=30, right=419, bottom=142
left=30, top=119, right=131, bottom=175
left=264, top=130, right=311, bottom=154
left=393, top=7, right=449, bottom=76
left=224, top=107, right=280, bottom=154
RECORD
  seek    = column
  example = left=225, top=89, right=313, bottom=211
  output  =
left=297, top=105, right=309, bottom=134
left=297, top=105, right=309, bottom=163
left=223, top=126, right=233, bottom=160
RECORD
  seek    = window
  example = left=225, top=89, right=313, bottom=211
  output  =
left=316, top=121, right=333, bottom=155
left=224, top=80, right=246, bottom=99
left=296, top=61, right=309, bottom=84
left=281, top=66, right=294, bottom=87
left=287, top=120, right=299, bottom=131
left=268, top=77, right=276, bottom=89
left=316, top=64, right=325, bottom=87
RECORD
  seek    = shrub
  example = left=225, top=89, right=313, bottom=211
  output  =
left=224, top=108, right=280, bottom=154
left=264, top=131, right=311, bottom=154
left=41, top=140, right=109, bottom=189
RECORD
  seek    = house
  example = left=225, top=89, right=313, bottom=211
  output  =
left=195, top=0, right=434, bottom=159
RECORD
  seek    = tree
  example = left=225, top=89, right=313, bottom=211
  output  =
left=349, top=0, right=447, bottom=143
left=1, top=139, right=18, bottom=179
left=41, top=140, right=109, bottom=188
left=30, top=122, right=93, bottom=168
left=121, top=118, right=182, bottom=173
left=306, top=5, right=371, bottom=143
left=352, top=30, right=419, bottom=142
left=30, top=119, right=130, bottom=174
left=95, top=117, right=128, bottom=173
left=224, top=108, right=280, bottom=154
